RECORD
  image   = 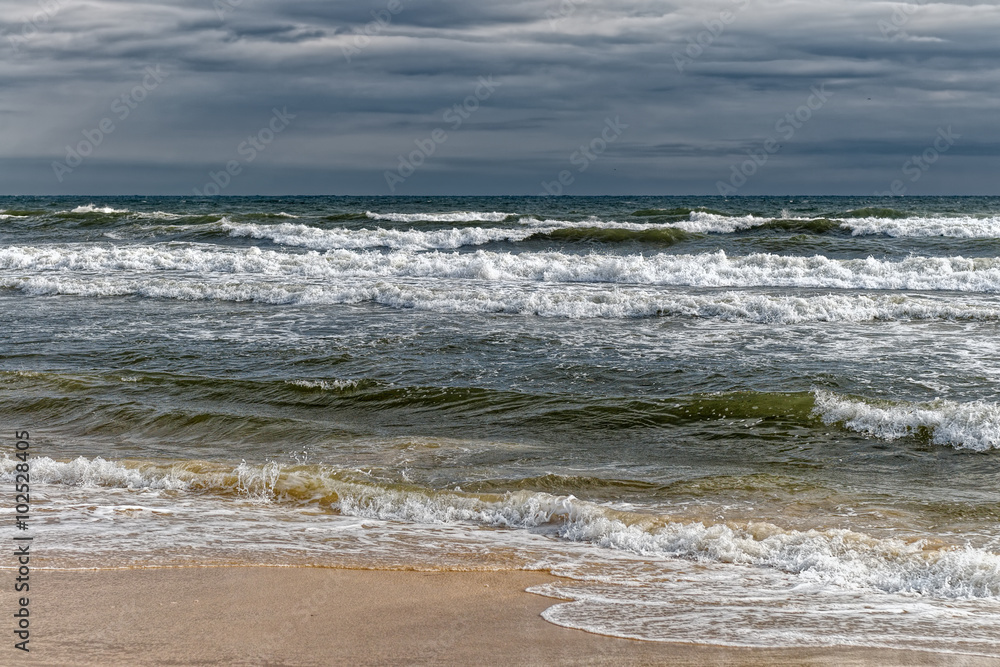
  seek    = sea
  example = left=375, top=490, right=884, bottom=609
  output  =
left=3, top=195, right=1000, bottom=656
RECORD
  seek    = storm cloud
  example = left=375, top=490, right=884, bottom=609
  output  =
left=1, top=0, right=997, bottom=194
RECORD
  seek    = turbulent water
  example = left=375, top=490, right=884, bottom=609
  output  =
left=3, top=195, right=1000, bottom=655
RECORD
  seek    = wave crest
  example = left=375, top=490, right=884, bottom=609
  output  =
left=6, top=454, right=1000, bottom=599
left=813, top=390, right=1000, bottom=451
left=365, top=211, right=513, bottom=223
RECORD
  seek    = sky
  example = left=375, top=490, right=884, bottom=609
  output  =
left=0, top=0, right=998, bottom=195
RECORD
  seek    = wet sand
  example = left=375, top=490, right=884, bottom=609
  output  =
left=10, top=567, right=999, bottom=666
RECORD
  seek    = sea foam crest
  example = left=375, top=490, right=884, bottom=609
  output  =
left=8, top=454, right=1000, bottom=598
left=9, top=244, right=1000, bottom=305
left=673, top=212, right=1000, bottom=239
left=6, top=454, right=1000, bottom=598
left=223, top=221, right=538, bottom=250
left=338, top=485, right=1000, bottom=599
left=287, top=379, right=360, bottom=391
left=672, top=212, right=773, bottom=233
left=365, top=211, right=512, bottom=223
left=0, top=455, right=282, bottom=501
left=67, top=204, right=130, bottom=214
left=12, top=272, right=1000, bottom=322
left=9, top=245, right=1000, bottom=293
left=0, top=455, right=189, bottom=490
left=135, top=211, right=186, bottom=221
left=813, top=390, right=1000, bottom=451
left=225, top=218, right=709, bottom=251
left=841, top=216, right=1000, bottom=238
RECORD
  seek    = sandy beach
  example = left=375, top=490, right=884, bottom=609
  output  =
left=5, top=567, right=995, bottom=666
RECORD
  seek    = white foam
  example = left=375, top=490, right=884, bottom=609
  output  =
left=223, top=221, right=538, bottom=250
left=330, top=480, right=1000, bottom=600
left=365, top=211, right=512, bottom=223
left=9, top=244, right=1000, bottom=293
left=813, top=390, right=1000, bottom=451
left=67, top=204, right=129, bottom=214
left=3, top=456, right=190, bottom=491
left=531, top=218, right=702, bottom=232
left=225, top=218, right=709, bottom=251
left=663, top=212, right=1000, bottom=239
left=10, top=453, right=1000, bottom=652
left=673, top=211, right=774, bottom=233
left=135, top=211, right=186, bottom=221
left=0, top=455, right=283, bottom=501
left=10, top=245, right=1000, bottom=318
left=532, top=563, right=1000, bottom=653
left=7, top=454, right=999, bottom=599
left=287, top=379, right=360, bottom=391
left=10, top=271, right=1000, bottom=322
left=512, top=218, right=665, bottom=231
left=841, top=216, right=1000, bottom=238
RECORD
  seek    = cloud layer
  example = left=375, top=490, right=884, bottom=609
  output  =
left=1, top=0, right=998, bottom=194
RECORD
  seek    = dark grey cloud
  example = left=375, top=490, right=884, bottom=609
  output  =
left=0, top=0, right=998, bottom=194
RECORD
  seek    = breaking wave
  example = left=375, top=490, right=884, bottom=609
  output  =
left=365, top=211, right=514, bottom=223
left=222, top=221, right=538, bottom=250
left=813, top=391, right=1000, bottom=452
left=4, top=454, right=1000, bottom=599
left=8, top=245, right=1000, bottom=293
left=8, top=270, right=1000, bottom=322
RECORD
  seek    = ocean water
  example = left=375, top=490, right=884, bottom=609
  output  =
left=3, top=195, right=1000, bottom=655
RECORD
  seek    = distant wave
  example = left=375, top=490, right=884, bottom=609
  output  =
left=526, top=227, right=695, bottom=246
left=15, top=205, right=1000, bottom=241
left=841, top=216, right=1000, bottom=238
left=672, top=211, right=1000, bottom=238
left=64, top=204, right=130, bottom=215
left=222, top=219, right=710, bottom=250
left=839, top=207, right=911, bottom=219
left=631, top=207, right=725, bottom=217
left=134, top=211, right=186, bottom=221
left=0, top=209, right=46, bottom=216
left=365, top=211, right=515, bottom=223
left=671, top=212, right=838, bottom=234
left=0, top=209, right=40, bottom=219
left=223, top=221, right=539, bottom=250
left=239, top=212, right=300, bottom=220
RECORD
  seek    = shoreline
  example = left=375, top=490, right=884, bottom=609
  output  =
left=8, top=566, right=999, bottom=666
